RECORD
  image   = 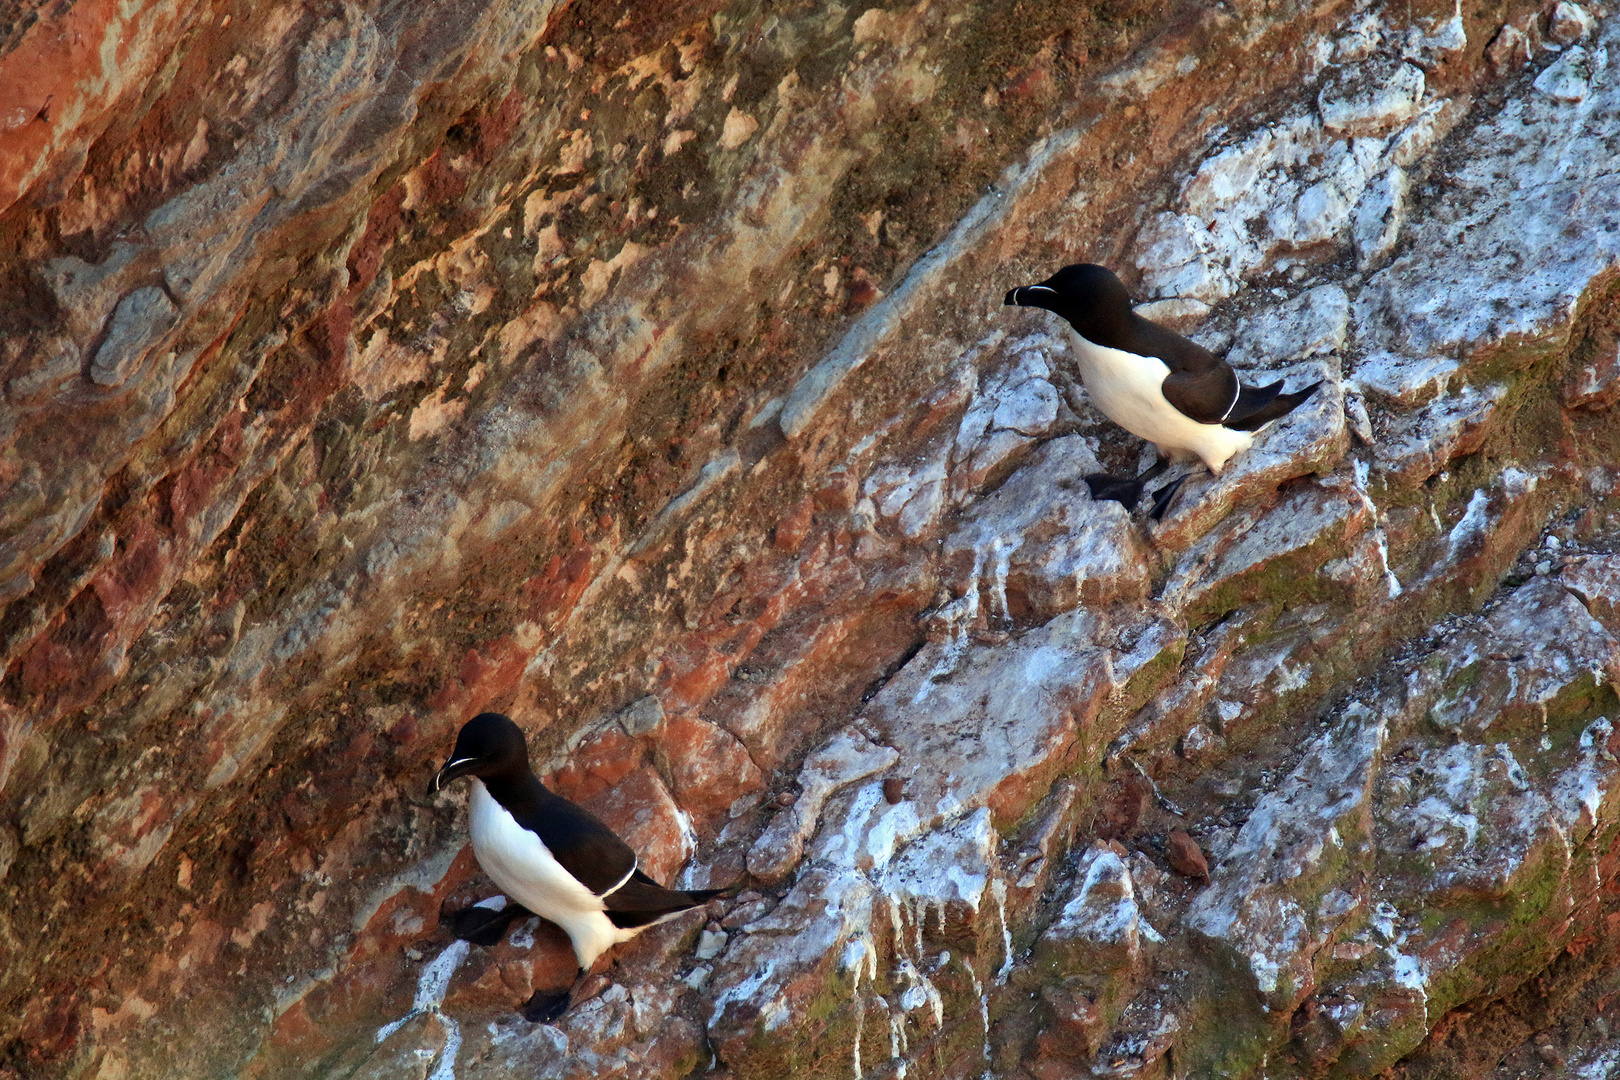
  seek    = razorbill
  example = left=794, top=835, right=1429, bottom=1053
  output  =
left=1005, top=264, right=1320, bottom=517
left=433, top=712, right=728, bottom=1022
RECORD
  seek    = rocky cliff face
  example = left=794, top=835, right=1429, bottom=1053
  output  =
left=3, top=0, right=1620, bottom=1077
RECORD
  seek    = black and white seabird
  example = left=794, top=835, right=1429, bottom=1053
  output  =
left=432, top=712, right=728, bottom=1022
left=1004, top=264, right=1320, bottom=518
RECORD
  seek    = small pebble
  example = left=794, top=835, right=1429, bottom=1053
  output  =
left=1548, top=0, right=1592, bottom=45
left=1179, top=723, right=1222, bottom=764
left=774, top=792, right=797, bottom=808
left=1536, top=560, right=1552, bottom=575
left=695, top=928, right=728, bottom=961
left=404, top=948, right=424, bottom=962
left=1166, top=829, right=1211, bottom=884
left=882, top=777, right=906, bottom=804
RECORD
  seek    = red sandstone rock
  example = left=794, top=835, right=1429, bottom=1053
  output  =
left=657, top=713, right=764, bottom=824
left=581, top=766, right=689, bottom=884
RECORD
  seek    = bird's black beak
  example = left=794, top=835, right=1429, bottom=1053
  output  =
left=432, top=756, right=481, bottom=795
left=1004, top=286, right=1025, bottom=306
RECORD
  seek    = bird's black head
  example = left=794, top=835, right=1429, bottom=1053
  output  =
left=432, top=712, right=531, bottom=794
left=1003, top=263, right=1133, bottom=339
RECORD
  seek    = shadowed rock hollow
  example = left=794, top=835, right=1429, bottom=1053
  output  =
left=3, top=0, right=1620, bottom=1077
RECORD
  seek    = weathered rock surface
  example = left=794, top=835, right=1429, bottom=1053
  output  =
left=4, top=1, right=1620, bottom=1079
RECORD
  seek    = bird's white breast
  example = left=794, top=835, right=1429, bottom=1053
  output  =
left=1064, top=326, right=1252, bottom=473
left=468, top=780, right=633, bottom=968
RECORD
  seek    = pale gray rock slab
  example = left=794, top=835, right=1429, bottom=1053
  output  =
left=945, top=435, right=1151, bottom=621
left=992, top=378, right=1061, bottom=435
left=1352, top=166, right=1410, bottom=269
left=1354, top=21, right=1620, bottom=369
left=1377, top=741, right=1555, bottom=898
left=708, top=607, right=1185, bottom=1053
left=1351, top=350, right=1458, bottom=408
left=949, top=428, right=1032, bottom=503
left=1332, top=11, right=1383, bottom=63
left=944, top=332, right=1065, bottom=503
left=1372, top=382, right=1506, bottom=484
left=709, top=866, right=875, bottom=1039
left=38, top=240, right=148, bottom=344
left=1404, top=577, right=1620, bottom=737
left=1550, top=1, right=1595, bottom=45
left=1285, top=136, right=1387, bottom=247
left=746, top=727, right=898, bottom=885
left=866, top=606, right=1184, bottom=822
left=1037, top=842, right=1159, bottom=975
left=1317, top=57, right=1426, bottom=136
left=1386, top=98, right=1470, bottom=169
left=1186, top=708, right=1387, bottom=1012
left=879, top=807, right=1000, bottom=925
left=1224, top=284, right=1351, bottom=369
left=1534, top=44, right=1606, bottom=103
left=1563, top=554, right=1620, bottom=629
left=90, top=287, right=179, bottom=387
left=865, top=444, right=951, bottom=540
left=1181, top=127, right=1285, bottom=221
left=1400, top=6, right=1468, bottom=63
left=1158, top=483, right=1371, bottom=618
left=1135, top=211, right=1229, bottom=302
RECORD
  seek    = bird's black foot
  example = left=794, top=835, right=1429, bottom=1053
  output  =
left=1148, top=475, right=1189, bottom=521
left=521, top=988, right=572, bottom=1023
left=1084, top=473, right=1146, bottom=509
left=448, top=902, right=532, bottom=947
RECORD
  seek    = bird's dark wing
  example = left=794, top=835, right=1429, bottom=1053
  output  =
left=1223, top=380, right=1322, bottom=432
left=603, top=877, right=732, bottom=929
left=1121, top=313, right=1224, bottom=376
left=512, top=795, right=639, bottom=896
left=1110, top=313, right=1240, bottom=424
left=1161, top=366, right=1241, bottom=424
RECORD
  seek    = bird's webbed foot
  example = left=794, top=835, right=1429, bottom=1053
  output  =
left=1148, top=475, right=1189, bottom=521
left=522, top=966, right=588, bottom=1023
left=448, top=902, right=532, bottom=947
left=1084, top=473, right=1146, bottom=509
left=522, top=987, right=573, bottom=1023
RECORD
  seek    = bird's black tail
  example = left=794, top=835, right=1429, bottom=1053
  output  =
left=1223, top=379, right=1322, bottom=432
left=603, top=871, right=736, bottom=930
